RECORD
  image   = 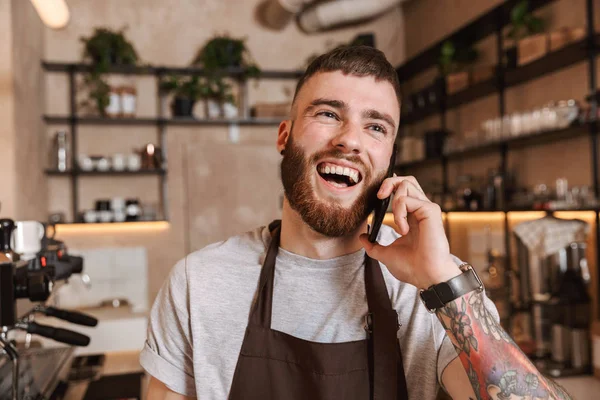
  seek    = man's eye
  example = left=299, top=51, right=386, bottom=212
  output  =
left=316, top=111, right=338, bottom=119
left=369, top=124, right=386, bottom=134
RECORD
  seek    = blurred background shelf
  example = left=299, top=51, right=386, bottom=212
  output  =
left=45, top=169, right=167, bottom=176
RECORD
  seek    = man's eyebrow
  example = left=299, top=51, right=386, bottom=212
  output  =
left=362, top=109, right=396, bottom=131
left=304, top=98, right=348, bottom=113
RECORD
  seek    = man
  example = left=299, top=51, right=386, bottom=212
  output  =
left=141, top=46, right=571, bottom=399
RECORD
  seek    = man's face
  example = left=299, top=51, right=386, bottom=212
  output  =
left=279, top=71, right=400, bottom=237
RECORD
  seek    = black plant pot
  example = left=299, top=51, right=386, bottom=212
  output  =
left=504, top=47, right=518, bottom=69
left=171, top=97, right=195, bottom=117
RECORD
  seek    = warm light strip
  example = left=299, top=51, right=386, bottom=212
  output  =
left=446, top=212, right=505, bottom=222
left=55, top=221, right=170, bottom=234
left=506, top=211, right=546, bottom=222
left=553, top=211, right=597, bottom=221
left=382, top=210, right=597, bottom=224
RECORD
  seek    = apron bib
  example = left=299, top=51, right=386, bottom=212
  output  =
left=229, top=221, right=409, bottom=400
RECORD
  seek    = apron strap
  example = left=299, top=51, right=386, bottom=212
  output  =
left=248, top=220, right=281, bottom=328
left=365, top=255, right=408, bottom=399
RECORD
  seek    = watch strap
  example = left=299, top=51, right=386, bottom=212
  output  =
left=419, top=264, right=483, bottom=313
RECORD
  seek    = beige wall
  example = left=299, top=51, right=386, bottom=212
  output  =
left=12, top=0, right=46, bottom=220
left=0, top=0, right=16, bottom=217
left=0, top=0, right=45, bottom=219
left=41, top=0, right=407, bottom=303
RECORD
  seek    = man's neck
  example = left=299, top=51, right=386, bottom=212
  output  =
left=279, top=200, right=368, bottom=260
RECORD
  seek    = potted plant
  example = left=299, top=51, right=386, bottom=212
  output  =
left=204, top=76, right=236, bottom=119
left=81, top=27, right=139, bottom=70
left=438, top=41, right=479, bottom=95
left=192, top=34, right=260, bottom=78
left=80, top=27, right=139, bottom=116
left=505, top=0, right=545, bottom=68
left=160, top=75, right=208, bottom=117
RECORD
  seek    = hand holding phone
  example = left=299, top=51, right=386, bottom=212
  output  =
left=368, top=145, right=397, bottom=243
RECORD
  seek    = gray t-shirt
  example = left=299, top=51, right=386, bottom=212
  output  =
left=140, top=224, right=497, bottom=399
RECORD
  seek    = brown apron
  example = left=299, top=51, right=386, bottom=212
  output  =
left=229, top=221, right=409, bottom=399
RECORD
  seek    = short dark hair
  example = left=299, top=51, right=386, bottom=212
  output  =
left=292, top=45, right=402, bottom=112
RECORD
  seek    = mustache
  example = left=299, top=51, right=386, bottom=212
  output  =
left=309, top=148, right=367, bottom=172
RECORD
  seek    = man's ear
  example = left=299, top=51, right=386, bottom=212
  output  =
left=276, top=120, right=291, bottom=155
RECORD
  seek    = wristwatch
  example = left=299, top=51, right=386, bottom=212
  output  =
left=419, top=263, right=484, bottom=313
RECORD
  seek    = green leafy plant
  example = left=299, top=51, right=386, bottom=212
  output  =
left=205, top=76, right=235, bottom=104
left=160, top=75, right=209, bottom=101
left=192, top=35, right=260, bottom=78
left=506, top=0, right=545, bottom=42
left=79, top=27, right=139, bottom=115
left=81, top=27, right=139, bottom=72
left=160, top=75, right=234, bottom=105
left=438, top=41, right=479, bottom=76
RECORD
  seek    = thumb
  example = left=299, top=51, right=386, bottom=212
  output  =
left=359, top=234, right=391, bottom=263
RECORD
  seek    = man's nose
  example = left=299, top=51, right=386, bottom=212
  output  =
left=331, top=122, right=363, bottom=154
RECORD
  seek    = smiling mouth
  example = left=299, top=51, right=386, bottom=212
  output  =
left=316, top=162, right=362, bottom=188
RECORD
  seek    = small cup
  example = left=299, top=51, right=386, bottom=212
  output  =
left=83, top=210, right=98, bottom=223
left=98, top=210, right=112, bottom=223
left=112, top=154, right=126, bottom=171
left=111, top=197, right=125, bottom=211
left=113, top=209, right=126, bottom=222
left=78, top=155, right=93, bottom=171
left=97, top=157, right=111, bottom=171
left=127, top=153, right=141, bottom=171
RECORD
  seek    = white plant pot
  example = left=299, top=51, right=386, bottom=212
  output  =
left=223, top=102, right=238, bottom=119
left=207, top=100, right=222, bottom=119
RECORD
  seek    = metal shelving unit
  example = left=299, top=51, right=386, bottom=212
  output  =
left=394, top=0, right=600, bottom=325
left=44, top=169, right=167, bottom=176
left=42, top=62, right=299, bottom=223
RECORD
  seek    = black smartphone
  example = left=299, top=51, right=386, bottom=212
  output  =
left=368, top=145, right=397, bottom=243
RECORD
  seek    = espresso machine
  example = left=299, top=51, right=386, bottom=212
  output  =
left=513, top=216, right=592, bottom=377
left=0, top=218, right=98, bottom=399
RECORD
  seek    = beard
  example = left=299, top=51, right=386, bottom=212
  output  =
left=280, top=133, right=387, bottom=237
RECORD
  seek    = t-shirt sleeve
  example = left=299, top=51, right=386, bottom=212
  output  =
left=139, top=257, right=196, bottom=396
left=435, top=290, right=501, bottom=388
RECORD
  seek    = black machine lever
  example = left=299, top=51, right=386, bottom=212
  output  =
left=17, top=321, right=90, bottom=346
left=36, top=306, right=98, bottom=327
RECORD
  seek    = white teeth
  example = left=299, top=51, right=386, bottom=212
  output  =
left=317, top=163, right=361, bottom=184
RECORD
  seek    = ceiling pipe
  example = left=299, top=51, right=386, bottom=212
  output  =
left=258, top=0, right=407, bottom=33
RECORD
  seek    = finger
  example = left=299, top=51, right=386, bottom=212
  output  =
left=359, top=234, right=410, bottom=282
left=392, top=179, right=429, bottom=202
left=378, top=176, right=427, bottom=200
left=391, top=181, right=429, bottom=234
left=392, top=195, right=442, bottom=235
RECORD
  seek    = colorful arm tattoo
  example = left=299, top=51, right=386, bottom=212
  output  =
left=436, top=291, right=573, bottom=400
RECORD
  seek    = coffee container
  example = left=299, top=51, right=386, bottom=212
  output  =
left=52, top=131, right=68, bottom=172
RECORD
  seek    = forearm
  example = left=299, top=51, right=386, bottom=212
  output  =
left=436, top=290, right=572, bottom=400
